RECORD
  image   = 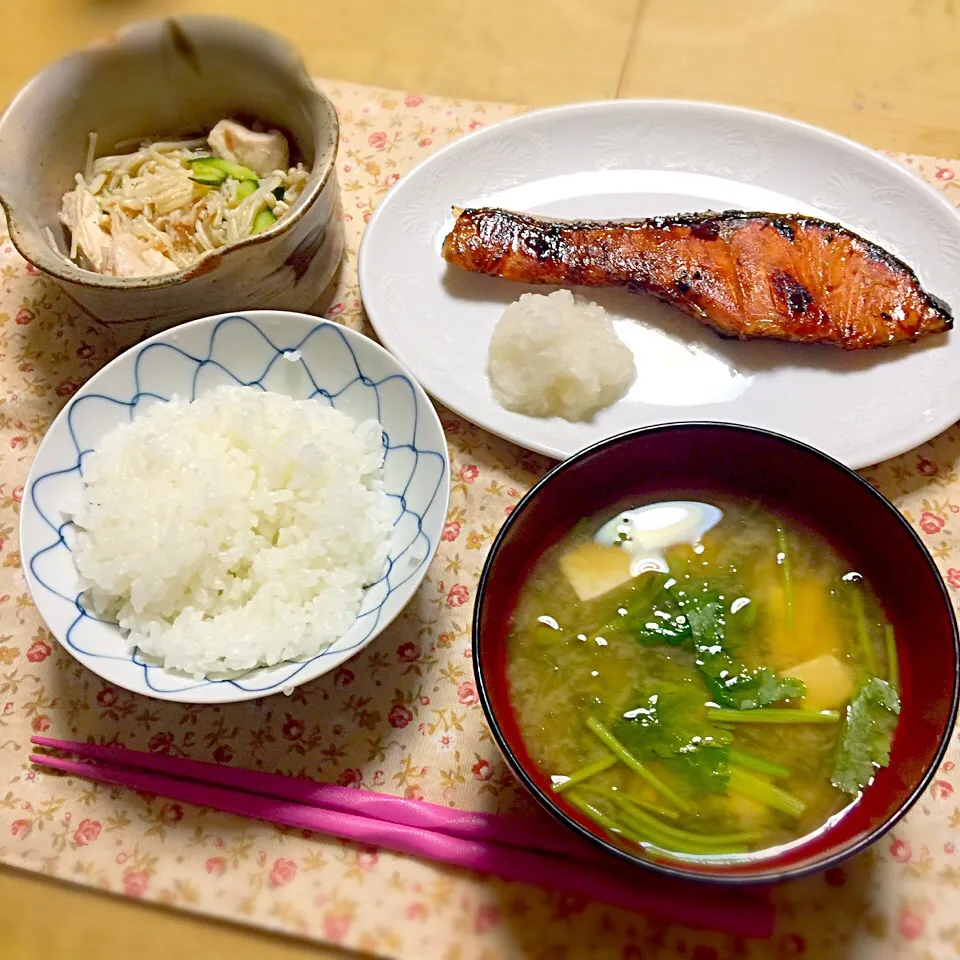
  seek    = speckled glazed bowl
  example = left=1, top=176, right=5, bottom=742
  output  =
left=0, top=17, right=343, bottom=328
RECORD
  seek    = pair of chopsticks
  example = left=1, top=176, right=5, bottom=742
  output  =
left=31, top=736, right=774, bottom=938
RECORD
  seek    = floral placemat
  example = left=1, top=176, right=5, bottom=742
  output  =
left=1, top=80, right=960, bottom=960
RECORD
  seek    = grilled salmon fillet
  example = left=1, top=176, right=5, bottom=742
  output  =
left=441, top=208, right=952, bottom=349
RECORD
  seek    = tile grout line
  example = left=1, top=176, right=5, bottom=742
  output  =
left=615, top=0, right=647, bottom=98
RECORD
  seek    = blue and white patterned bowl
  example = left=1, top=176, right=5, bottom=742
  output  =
left=20, top=311, right=450, bottom=703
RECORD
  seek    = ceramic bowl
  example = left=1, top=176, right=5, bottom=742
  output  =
left=20, top=311, right=449, bottom=703
left=474, top=423, right=959, bottom=884
left=0, top=17, right=344, bottom=329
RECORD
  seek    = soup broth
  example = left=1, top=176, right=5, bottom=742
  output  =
left=505, top=497, right=901, bottom=860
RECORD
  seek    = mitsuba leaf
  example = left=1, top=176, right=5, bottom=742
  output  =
left=611, top=574, right=691, bottom=645
left=617, top=576, right=804, bottom=710
left=661, top=746, right=731, bottom=796
left=831, top=677, right=901, bottom=795
left=614, top=682, right=732, bottom=795
left=685, top=597, right=805, bottom=710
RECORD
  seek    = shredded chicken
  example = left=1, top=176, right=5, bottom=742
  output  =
left=57, top=120, right=310, bottom=277
left=207, top=120, right=290, bottom=177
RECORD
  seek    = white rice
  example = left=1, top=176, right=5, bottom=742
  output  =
left=487, top=289, right=637, bottom=421
left=71, top=385, right=393, bottom=678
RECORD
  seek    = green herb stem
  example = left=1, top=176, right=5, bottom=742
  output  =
left=567, top=790, right=708, bottom=855
left=611, top=794, right=762, bottom=845
left=777, top=527, right=793, bottom=632
left=551, top=755, right=618, bottom=794
left=621, top=794, right=681, bottom=821
left=728, top=765, right=806, bottom=818
left=565, top=790, right=625, bottom=835
left=727, top=748, right=790, bottom=779
left=884, top=624, right=899, bottom=690
left=611, top=811, right=691, bottom=852
left=609, top=796, right=756, bottom=854
left=585, top=717, right=692, bottom=813
left=617, top=814, right=744, bottom=854
left=852, top=589, right=878, bottom=675
left=711, top=708, right=840, bottom=725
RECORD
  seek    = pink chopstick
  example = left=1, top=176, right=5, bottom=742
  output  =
left=30, top=749, right=773, bottom=938
left=30, top=735, right=598, bottom=862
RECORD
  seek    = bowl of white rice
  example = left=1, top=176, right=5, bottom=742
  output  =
left=20, top=311, right=449, bottom=703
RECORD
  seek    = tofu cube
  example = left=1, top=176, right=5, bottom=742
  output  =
left=560, top=543, right=633, bottom=601
left=784, top=654, right=855, bottom=711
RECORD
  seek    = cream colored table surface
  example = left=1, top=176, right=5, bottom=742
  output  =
left=1, top=1, right=959, bottom=957
left=3, top=0, right=960, bottom=156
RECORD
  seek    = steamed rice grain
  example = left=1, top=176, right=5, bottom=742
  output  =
left=72, top=386, right=393, bottom=678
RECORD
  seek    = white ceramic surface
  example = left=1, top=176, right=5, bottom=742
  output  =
left=358, top=99, right=960, bottom=468
left=20, top=311, right=449, bottom=703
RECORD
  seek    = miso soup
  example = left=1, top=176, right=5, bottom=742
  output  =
left=505, top=498, right=901, bottom=860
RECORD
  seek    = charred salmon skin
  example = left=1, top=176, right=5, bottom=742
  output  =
left=441, top=207, right=952, bottom=349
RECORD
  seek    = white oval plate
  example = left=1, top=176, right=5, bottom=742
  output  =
left=20, top=311, right=449, bottom=703
left=358, top=100, right=960, bottom=468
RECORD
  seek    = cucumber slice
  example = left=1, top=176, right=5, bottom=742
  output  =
left=189, top=160, right=228, bottom=186
left=235, top=179, right=260, bottom=202
left=252, top=207, right=277, bottom=234
left=203, top=157, right=258, bottom=181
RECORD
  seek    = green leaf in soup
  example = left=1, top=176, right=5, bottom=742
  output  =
left=615, top=575, right=804, bottom=710
left=661, top=745, right=731, bottom=796
left=711, top=664, right=805, bottom=712
left=627, top=577, right=741, bottom=648
left=831, top=677, right=901, bottom=795
left=635, top=587, right=692, bottom=645
left=602, top=573, right=689, bottom=644
left=685, top=596, right=806, bottom=710
left=613, top=681, right=732, bottom=795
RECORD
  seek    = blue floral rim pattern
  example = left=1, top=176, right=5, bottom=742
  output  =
left=24, top=314, right=449, bottom=698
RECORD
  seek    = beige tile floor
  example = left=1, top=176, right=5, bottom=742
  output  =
left=1, top=0, right=958, bottom=956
